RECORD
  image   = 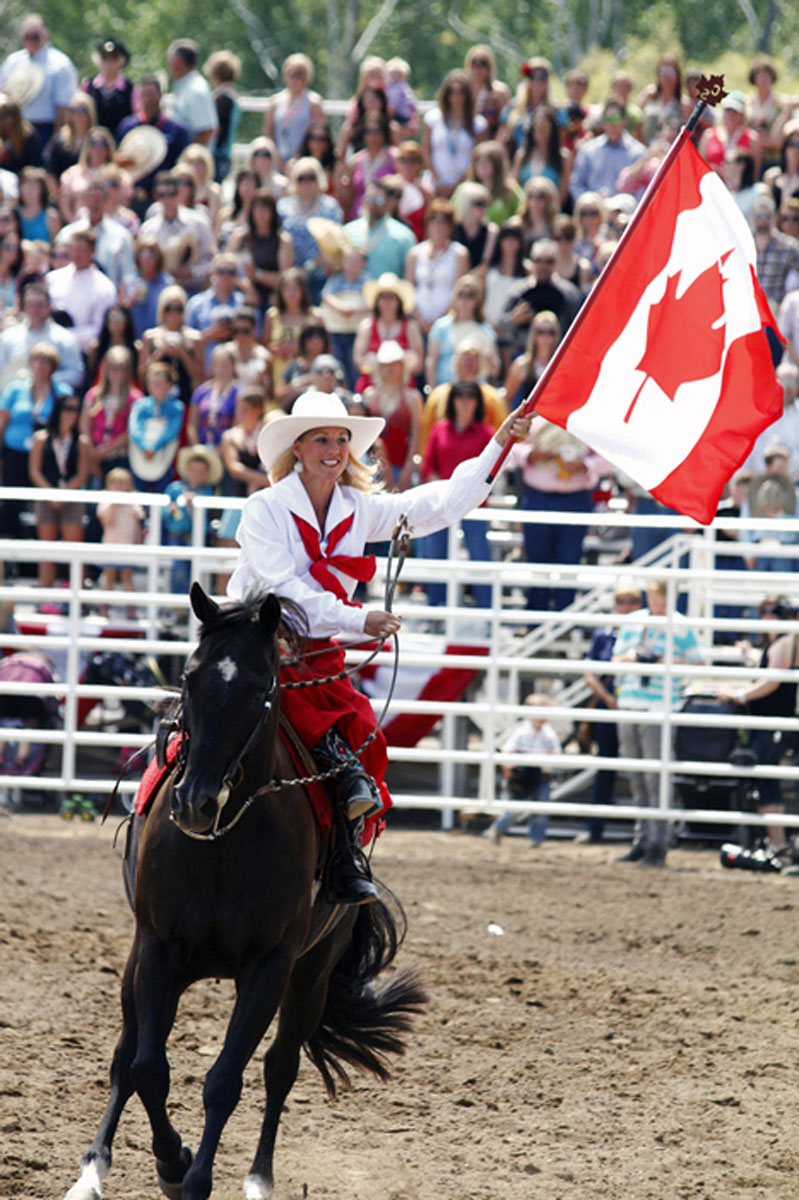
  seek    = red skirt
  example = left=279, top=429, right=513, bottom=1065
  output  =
left=279, top=639, right=391, bottom=823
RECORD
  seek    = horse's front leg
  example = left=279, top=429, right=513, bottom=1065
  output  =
left=180, top=946, right=295, bottom=1200
left=130, top=933, right=194, bottom=1197
left=63, top=945, right=140, bottom=1200
left=245, top=925, right=351, bottom=1200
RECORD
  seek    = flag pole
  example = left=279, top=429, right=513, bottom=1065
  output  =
left=486, top=74, right=728, bottom=483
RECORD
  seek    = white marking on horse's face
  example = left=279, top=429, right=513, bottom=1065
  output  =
left=244, top=1172, right=273, bottom=1199
left=217, top=656, right=238, bottom=684
left=64, top=1159, right=105, bottom=1199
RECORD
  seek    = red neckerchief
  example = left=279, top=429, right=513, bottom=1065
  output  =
left=292, top=511, right=375, bottom=605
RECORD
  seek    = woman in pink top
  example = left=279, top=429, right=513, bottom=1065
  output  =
left=418, top=380, right=494, bottom=607
left=80, top=345, right=142, bottom=482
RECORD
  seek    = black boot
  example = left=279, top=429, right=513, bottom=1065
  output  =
left=326, top=818, right=379, bottom=906
left=313, top=727, right=382, bottom=820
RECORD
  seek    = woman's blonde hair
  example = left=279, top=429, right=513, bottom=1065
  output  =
left=270, top=441, right=381, bottom=492
left=156, top=284, right=189, bottom=323
left=78, top=125, right=115, bottom=168
left=283, top=53, right=314, bottom=86
left=449, top=272, right=485, bottom=322
left=96, top=345, right=134, bottom=401
left=522, top=175, right=559, bottom=230
left=288, top=156, right=326, bottom=191
left=179, top=143, right=215, bottom=182
left=452, top=181, right=491, bottom=224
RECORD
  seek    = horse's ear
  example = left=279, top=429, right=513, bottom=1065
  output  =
left=259, top=593, right=281, bottom=637
left=190, top=581, right=220, bottom=627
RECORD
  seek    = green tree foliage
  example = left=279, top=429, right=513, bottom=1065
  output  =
left=2, top=0, right=798, bottom=101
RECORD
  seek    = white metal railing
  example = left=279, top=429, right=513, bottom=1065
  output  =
left=1, top=485, right=798, bottom=836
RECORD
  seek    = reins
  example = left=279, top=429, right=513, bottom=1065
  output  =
left=168, top=515, right=412, bottom=842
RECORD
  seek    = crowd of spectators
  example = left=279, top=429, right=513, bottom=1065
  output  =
left=2, top=21, right=799, bottom=614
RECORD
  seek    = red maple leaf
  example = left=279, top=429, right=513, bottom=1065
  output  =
left=624, top=255, right=730, bottom=423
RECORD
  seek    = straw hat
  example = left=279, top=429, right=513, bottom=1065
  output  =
left=3, top=62, right=45, bottom=109
left=363, top=272, right=415, bottom=312
left=307, top=217, right=351, bottom=270
left=176, top=443, right=223, bottom=486
left=257, top=391, right=384, bottom=472
left=748, top=473, right=796, bottom=518
left=115, top=125, right=168, bottom=182
left=162, top=230, right=199, bottom=273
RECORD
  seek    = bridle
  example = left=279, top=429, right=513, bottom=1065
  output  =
left=168, top=515, right=412, bottom=843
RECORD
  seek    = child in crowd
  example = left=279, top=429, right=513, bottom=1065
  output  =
left=96, top=467, right=144, bottom=615
left=162, top=445, right=222, bottom=595
left=320, top=245, right=370, bottom=390
left=385, top=57, right=419, bottom=132
left=489, top=692, right=561, bottom=844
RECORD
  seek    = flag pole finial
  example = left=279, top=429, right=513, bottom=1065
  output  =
left=695, top=74, right=727, bottom=108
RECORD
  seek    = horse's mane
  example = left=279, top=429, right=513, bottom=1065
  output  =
left=198, top=592, right=309, bottom=657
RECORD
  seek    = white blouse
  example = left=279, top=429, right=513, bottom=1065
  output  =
left=228, top=435, right=504, bottom=637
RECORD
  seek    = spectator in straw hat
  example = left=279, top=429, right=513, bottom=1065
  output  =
left=352, top=271, right=423, bottom=393
left=0, top=14, right=78, bottom=148
left=163, top=442, right=222, bottom=593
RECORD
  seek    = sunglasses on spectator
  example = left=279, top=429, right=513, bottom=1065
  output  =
left=163, top=303, right=184, bottom=313
left=157, top=188, right=178, bottom=197
left=786, top=138, right=799, bottom=148
left=364, top=126, right=384, bottom=134
left=62, top=404, right=81, bottom=413
left=307, top=132, right=328, bottom=140
left=296, top=173, right=317, bottom=183
left=533, top=257, right=556, bottom=265
left=604, top=113, right=624, bottom=124
left=536, top=326, right=557, bottom=335
left=782, top=213, right=799, bottom=223
left=470, top=58, right=490, bottom=67
left=581, top=208, right=600, bottom=217
left=471, top=198, right=488, bottom=207
left=234, top=325, right=253, bottom=334
left=89, top=138, right=108, bottom=147
left=253, top=148, right=272, bottom=157
left=215, top=267, right=238, bottom=275
left=384, top=188, right=401, bottom=198
left=528, top=69, right=548, bottom=81
left=22, top=30, right=42, bottom=41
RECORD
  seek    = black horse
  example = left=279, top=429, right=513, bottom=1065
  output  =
left=64, top=583, right=426, bottom=1200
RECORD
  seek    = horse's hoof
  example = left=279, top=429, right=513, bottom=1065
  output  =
left=156, top=1146, right=193, bottom=1199
left=244, top=1173, right=273, bottom=1199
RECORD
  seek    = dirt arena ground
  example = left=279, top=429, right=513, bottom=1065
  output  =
left=2, top=815, right=799, bottom=1200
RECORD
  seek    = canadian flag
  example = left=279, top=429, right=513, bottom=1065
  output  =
left=534, top=140, right=783, bottom=524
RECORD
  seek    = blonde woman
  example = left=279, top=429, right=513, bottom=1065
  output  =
left=139, top=285, right=203, bottom=404
left=425, top=273, right=498, bottom=388
left=503, top=309, right=561, bottom=405
left=263, top=54, right=324, bottom=169
left=519, top=174, right=560, bottom=256
left=58, top=125, right=117, bottom=222
left=81, top=345, right=142, bottom=479
left=451, top=181, right=498, bottom=278
left=227, top=389, right=532, bottom=902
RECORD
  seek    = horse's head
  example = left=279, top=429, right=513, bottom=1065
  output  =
left=170, top=583, right=284, bottom=836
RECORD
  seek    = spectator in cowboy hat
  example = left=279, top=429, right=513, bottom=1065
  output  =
left=116, top=77, right=190, bottom=211
left=0, top=14, right=78, bottom=148
left=163, top=443, right=222, bottom=594
left=139, top=169, right=215, bottom=294
left=83, top=39, right=133, bottom=138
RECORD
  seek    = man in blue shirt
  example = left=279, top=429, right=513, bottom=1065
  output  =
left=185, top=253, right=245, bottom=371
left=117, top=76, right=190, bottom=212
left=343, top=181, right=416, bottom=280
left=0, top=281, right=83, bottom=392
left=570, top=99, right=644, bottom=204
left=612, top=578, right=703, bottom=867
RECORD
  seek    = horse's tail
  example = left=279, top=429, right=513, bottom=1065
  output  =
left=304, top=884, right=428, bottom=1096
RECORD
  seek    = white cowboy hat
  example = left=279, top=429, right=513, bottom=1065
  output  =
left=257, top=391, right=384, bottom=472
left=176, top=443, right=223, bottom=486
left=115, top=125, right=168, bottom=182
left=2, top=62, right=45, bottom=109
left=362, top=272, right=416, bottom=313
